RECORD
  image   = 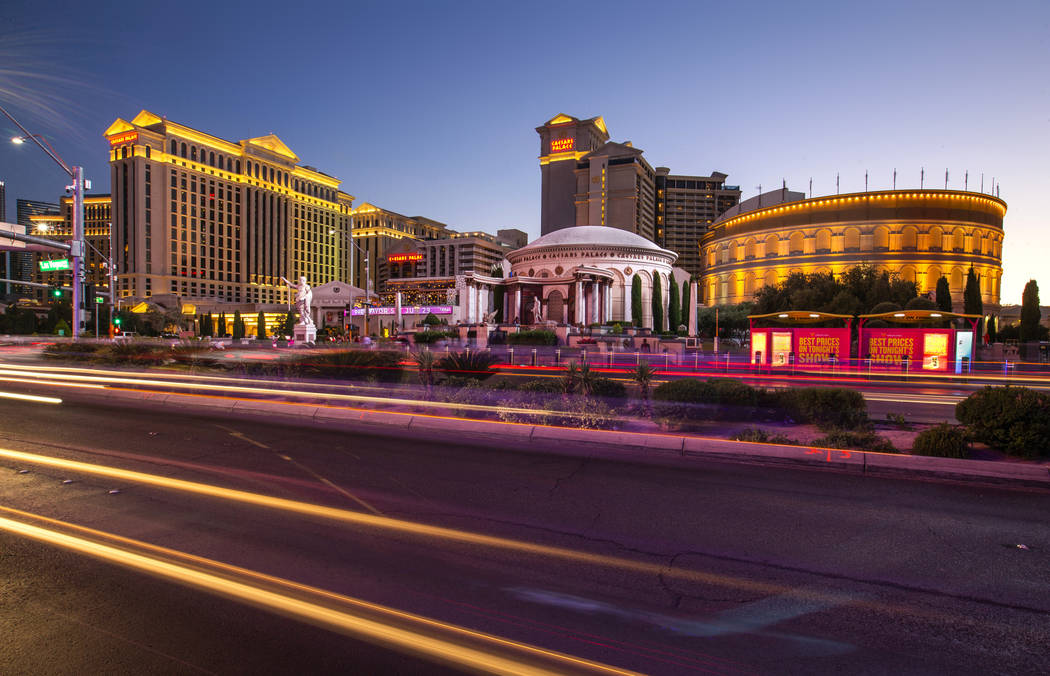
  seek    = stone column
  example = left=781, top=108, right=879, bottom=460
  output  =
left=575, top=280, right=584, bottom=324
left=514, top=287, right=522, bottom=323
left=591, top=280, right=600, bottom=325
left=604, top=281, right=612, bottom=323
left=467, top=283, right=476, bottom=324
left=688, top=280, right=698, bottom=337
left=478, top=284, right=488, bottom=323
left=623, top=275, right=632, bottom=325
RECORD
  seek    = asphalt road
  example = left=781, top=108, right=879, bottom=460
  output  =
left=1, top=395, right=1048, bottom=674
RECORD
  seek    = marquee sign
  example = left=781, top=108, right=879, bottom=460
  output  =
left=550, top=137, right=575, bottom=153
left=349, top=305, right=452, bottom=316
left=387, top=253, right=423, bottom=263
left=108, top=132, right=138, bottom=145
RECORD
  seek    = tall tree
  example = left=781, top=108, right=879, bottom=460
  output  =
left=963, top=266, right=983, bottom=316
left=1020, top=279, right=1041, bottom=342
left=681, top=278, right=692, bottom=331
left=232, top=310, right=245, bottom=339
left=631, top=274, right=643, bottom=327
left=668, top=277, right=681, bottom=331
left=256, top=310, right=267, bottom=338
left=490, top=263, right=504, bottom=321
left=651, top=273, right=663, bottom=332
left=935, top=276, right=953, bottom=312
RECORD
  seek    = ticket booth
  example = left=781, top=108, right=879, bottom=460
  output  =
left=857, top=310, right=980, bottom=373
left=748, top=311, right=853, bottom=369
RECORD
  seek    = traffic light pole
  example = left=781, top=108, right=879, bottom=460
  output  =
left=71, top=166, right=84, bottom=339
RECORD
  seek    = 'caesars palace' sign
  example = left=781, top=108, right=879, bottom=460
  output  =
left=550, top=138, right=575, bottom=152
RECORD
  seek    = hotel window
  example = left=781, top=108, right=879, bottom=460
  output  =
left=170, top=140, right=177, bottom=154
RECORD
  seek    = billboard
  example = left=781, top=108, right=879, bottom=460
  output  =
left=349, top=305, right=452, bottom=316
left=750, top=327, right=849, bottom=366
left=863, top=329, right=952, bottom=371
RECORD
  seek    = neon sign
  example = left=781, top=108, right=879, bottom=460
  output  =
left=108, top=132, right=138, bottom=145
left=550, top=137, right=575, bottom=153
left=387, top=253, right=423, bottom=263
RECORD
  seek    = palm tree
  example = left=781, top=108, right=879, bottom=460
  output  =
left=633, top=361, right=656, bottom=416
left=578, top=362, right=599, bottom=396
left=411, top=348, right=437, bottom=397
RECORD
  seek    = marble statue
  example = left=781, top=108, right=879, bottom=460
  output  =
left=280, top=275, right=315, bottom=326
left=483, top=309, right=499, bottom=324
left=532, top=296, right=543, bottom=323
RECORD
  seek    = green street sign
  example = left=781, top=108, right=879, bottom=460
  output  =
left=39, top=259, right=71, bottom=272
left=95, top=296, right=104, bottom=304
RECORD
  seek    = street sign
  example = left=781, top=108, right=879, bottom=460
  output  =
left=95, top=296, right=104, bottom=304
left=39, top=258, right=71, bottom=272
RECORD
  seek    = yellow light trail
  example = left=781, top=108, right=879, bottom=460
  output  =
left=0, top=510, right=638, bottom=676
left=0, top=390, right=62, bottom=404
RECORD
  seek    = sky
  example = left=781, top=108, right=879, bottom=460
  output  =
left=1, top=0, right=1047, bottom=304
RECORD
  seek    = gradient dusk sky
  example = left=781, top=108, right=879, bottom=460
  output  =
left=1, top=0, right=1047, bottom=304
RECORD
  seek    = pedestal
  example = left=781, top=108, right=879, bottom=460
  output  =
left=293, top=324, right=317, bottom=346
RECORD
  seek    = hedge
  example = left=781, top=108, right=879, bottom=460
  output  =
left=413, top=330, right=456, bottom=344
left=507, top=329, right=557, bottom=346
left=955, top=386, right=1050, bottom=458
left=774, top=387, right=869, bottom=430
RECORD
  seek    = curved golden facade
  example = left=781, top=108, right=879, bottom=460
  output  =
left=699, top=189, right=1005, bottom=309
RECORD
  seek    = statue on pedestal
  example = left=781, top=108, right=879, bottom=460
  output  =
left=280, top=275, right=315, bottom=327
left=531, top=295, right=543, bottom=324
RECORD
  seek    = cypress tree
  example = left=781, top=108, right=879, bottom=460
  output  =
left=256, top=310, right=267, bottom=338
left=631, top=274, right=643, bottom=327
left=963, top=266, right=983, bottom=316
left=651, top=273, right=663, bottom=332
left=232, top=310, right=244, bottom=339
left=935, top=276, right=953, bottom=312
left=668, top=276, right=681, bottom=331
left=1020, top=279, right=1041, bottom=342
left=205, top=312, right=214, bottom=337
left=681, top=278, right=692, bottom=331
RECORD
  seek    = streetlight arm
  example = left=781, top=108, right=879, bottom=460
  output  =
left=0, top=103, right=74, bottom=177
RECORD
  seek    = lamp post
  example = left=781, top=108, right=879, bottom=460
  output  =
left=330, top=225, right=371, bottom=335
left=4, top=105, right=87, bottom=341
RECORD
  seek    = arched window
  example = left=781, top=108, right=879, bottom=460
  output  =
left=928, top=226, right=943, bottom=250
left=744, top=271, right=755, bottom=295
left=121, top=146, right=127, bottom=159
left=901, top=226, right=918, bottom=250
left=926, top=266, right=942, bottom=294
left=170, top=140, right=177, bottom=154
left=209, top=151, right=215, bottom=166
left=728, top=241, right=738, bottom=261
left=180, top=143, right=187, bottom=158
left=899, top=265, right=916, bottom=283
left=744, top=238, right=756, bottom=259
left=843, top=227, right=860, bottom=251
left=951, top=266, right=964, bottom=291
left=815, top=229, right=832, bottom=252
left=764, top=269, right=778, bottom=288
left=789, top=231, right=804, bottom=254
left=191, top=146, right=197, bottom=161
left=765, top=234, right=779, bottom=256
left=952, top=228, right=965, bottom=251
left=236, top=160, right=241, bottom=174
left=873, top=226, right=889, bottom=250
left=145, top=145, right=151, bottom=159
left=720, top=245, right=729, bottom=265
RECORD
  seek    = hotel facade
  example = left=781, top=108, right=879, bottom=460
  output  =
left=699, top=189, right=1006, bottom=309
left=104, top=110, right=354, bottom=306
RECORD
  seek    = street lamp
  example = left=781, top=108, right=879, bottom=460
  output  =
left=329, top=225, right=372, bottom=335
left=4, top=106, right=87, bottom=340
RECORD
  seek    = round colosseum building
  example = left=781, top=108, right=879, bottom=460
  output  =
left=699, top=189, right=1005, bottom=309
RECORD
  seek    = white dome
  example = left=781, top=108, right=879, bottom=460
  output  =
left=514, top=226, right=671, bottom=254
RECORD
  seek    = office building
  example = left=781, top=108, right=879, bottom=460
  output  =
left=104, top=110, right=354, bottom=306
left=655, top=168, right=740, bottom=277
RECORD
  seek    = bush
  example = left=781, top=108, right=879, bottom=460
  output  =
left=589, top=377, right=627, bottom=399
left=42, top=342, right=106, bottom=362
left=774, top=387, right=868, bottom=430
left=912, top=423, right=970, bottom=459
left=102, top=342, right=169, bottom=366
left=437, top=350, right=498, bottom=381
left=413, top=330, right=455, bottom=345
left=294, top=349, right=404, bottom=383
left=652, top=378, right=766, bottom=425
left=514, top=378, right=564, bottom=395
left=956, top=386, right=1050, bottom=458
left=729, top=428, right=800, bottom=445
left=813, top=429, right=896, bottom=453
left=497, top=394, right=618, bottom=430
left=422, top=313, right=443, bottom=326
left=507, top=329, right=557, bottom=346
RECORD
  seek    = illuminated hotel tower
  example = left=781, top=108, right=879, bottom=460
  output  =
left=104, top=110, right=354, bottom=304
left=536, top=114, right=609, bottom=236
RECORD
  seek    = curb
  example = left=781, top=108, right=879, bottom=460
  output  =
left=17, top=382, right=1050, bottom=488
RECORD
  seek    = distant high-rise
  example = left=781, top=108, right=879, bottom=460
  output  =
left=9, top=198, right=60, bottom=295
left=655, top=168, right=741, bottom=278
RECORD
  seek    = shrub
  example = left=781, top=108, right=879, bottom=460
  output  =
left=101, top=342, right=169, bottom=366
left=912, top=423, right=970, bottom=459
left=413, top=330, right=455, bottom=345
left=955, top=386, right=1050, bottom=458
left=422, top=313, right=443, bottom=326
left=507, top=329, right=557, bottom=346
left=813, top=429, right=896, bottom=453
left=294, top=349, right=404, bottom=382
left=729, top=428, right=800, bottom=445
left=514, top=378, right=564, bottom=395
left=497, top=394, right=617, bottom=430
left=589, top=377, right=627, bottom=399
left=437, top=350, right=498, bottom=381
left=775, top=387, right=869, bottom=430
left=652, top=378, right=766, bottom=425
left=42, top=342, right=106, bottom=361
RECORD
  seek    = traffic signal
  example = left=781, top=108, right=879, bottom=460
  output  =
left=114, top=316, right=122, bottom=327
left=51, top=286, right=62, bottom=298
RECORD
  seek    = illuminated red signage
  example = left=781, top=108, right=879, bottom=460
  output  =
left=387, top=253, right=423, bottom=263
left=550, top=137, right=575, bottom=153
left=108, top=132, right=138, bottom=145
